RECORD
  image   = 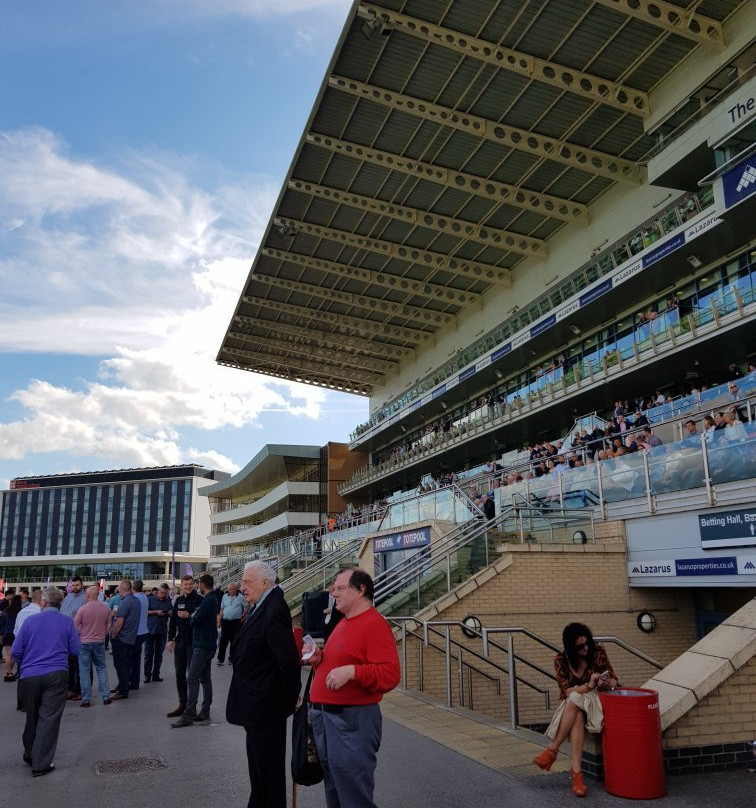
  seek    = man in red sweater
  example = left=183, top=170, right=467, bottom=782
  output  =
left=307, top=568, right=400, bottom=808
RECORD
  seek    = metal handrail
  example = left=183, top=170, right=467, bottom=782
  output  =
left=374, top=503, right=594, bottom=608
left=392, top=618, right=662, bottom=730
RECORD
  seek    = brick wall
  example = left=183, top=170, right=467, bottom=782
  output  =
left=660, top=657, right=756, bottom=772
left=400, top=541, right=699, bottom=728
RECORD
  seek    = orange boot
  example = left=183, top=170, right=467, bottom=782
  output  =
left=570, top=770, right=587, bottom=797
left=533, top=747, right=558, bottom=771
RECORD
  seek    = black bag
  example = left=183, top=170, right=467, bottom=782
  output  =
left=291, top=669, right=323, bottom=786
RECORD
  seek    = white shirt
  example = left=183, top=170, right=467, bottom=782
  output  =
left=13, top=602, right=42, bottom=634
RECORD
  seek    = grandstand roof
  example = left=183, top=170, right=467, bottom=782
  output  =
left=217, top=0, right=745, bottom=396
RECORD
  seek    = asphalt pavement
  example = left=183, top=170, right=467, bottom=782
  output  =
left=0, top=649, right=752, bottom=807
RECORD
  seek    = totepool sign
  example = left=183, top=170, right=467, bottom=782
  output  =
left=373, top=526, right=431, bottom=553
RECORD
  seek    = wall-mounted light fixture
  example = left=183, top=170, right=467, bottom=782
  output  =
left=569, top=324, right=582, bottom=336
left=686, top=255, right=703, bottom=268
left=572, top=530, right=587, bottom=544
left=636, top=611, right=656, bottom=633
left=461, top=614, right=482, bottom=638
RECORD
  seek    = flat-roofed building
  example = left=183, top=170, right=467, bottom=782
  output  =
left=0, top=465, right=228, bottom=588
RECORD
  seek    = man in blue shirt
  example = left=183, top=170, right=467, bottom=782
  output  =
left=60, top=576, right=86, bottom=700
left=12, top=586, right=81, bottom=777
left=109, top=580, right=141, bottom=700
left=129, top=579, right=150, bottom=691
left=144, top=584, right=172, bottom=682
left=216, top=582, right=245, bottom=665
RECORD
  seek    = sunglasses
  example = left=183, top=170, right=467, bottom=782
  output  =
left=575, top=641, right=590, bottom=650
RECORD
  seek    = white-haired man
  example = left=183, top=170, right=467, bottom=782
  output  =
left=226, top=561, right=300, bottom=808
left=12, top=587, right=81, bottom=777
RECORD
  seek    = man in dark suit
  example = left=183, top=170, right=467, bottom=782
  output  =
left=226, top=561, right=301, bottom=808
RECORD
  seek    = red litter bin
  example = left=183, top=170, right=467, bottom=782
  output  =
left=599, top=687, right=665, bottom=799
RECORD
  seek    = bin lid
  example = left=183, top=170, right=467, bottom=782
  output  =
left=601, top=687, right=658, bottom=698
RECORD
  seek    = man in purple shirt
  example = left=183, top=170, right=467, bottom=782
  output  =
left=12, top=587, right=81, bottom=777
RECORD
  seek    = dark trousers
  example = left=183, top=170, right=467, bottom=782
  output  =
left=111, top=637, right=132, bottom=696
left=144, top=633, right=167, bottom=679
left=244, top=716, right=288, bottom=808
left=19, top=669, right=68, bottom=771
left=67, top=653, right=81, bottom=694
left=218, top=619, right=241, bottom=663
left=128, top=634, right=146, bottom=689
left=311, top=703, right=382, bottom=808
left=174, top=638, right=193, bottom=708
left=184, top=646, right=213, bottom=716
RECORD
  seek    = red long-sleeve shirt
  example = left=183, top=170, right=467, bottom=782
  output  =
left=310, top=606, right=400, bottom=705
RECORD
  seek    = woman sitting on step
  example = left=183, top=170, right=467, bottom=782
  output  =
left=533, top=622, right=618, bottom=797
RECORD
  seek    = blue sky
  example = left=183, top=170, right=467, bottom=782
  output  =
left=0, top=0, right=369, bottom=488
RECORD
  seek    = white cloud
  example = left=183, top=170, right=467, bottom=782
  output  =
left=0, top=128, right=335, bottom=472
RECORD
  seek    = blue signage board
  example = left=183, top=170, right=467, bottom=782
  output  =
left=699, top=507, right=756, bottom=549
left=579, top=278, right=612, bottom=307
left=642, top=233, right=685, bottom=268
left=431, top=384, right=446, bottom=399
left=491, top=343, right=511, bottom=362
left=530, top=314, right=556, bottom=338
left=675, top=556, right=738, bottom=576
left=722, top=158, right=756, bottom=210
left=459, top=365, right=476, bottom=382
left=373, top=526, right=431, bottom=554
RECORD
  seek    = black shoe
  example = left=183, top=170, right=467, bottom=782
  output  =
left=32, top=764, right=55, bottom=777
left=216, top=660, right=224, bottom=666
left=166, top=705, right=185, bottom=717
left=153, top=676, right=164, bottom=682
left=23, top=753, right=32, bottom=766
left=171, top=715, right=193, bottom=728
left=195, top=711, right=210, bottom=722
left=109, top=692, right=128, bottom=700
left=144, top=677, right=151, bottom=684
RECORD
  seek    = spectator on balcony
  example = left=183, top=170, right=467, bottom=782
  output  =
left=713, top=412, right=727, bottom=431
left=638, top=427, right=662, bottom=451
left=631, top=409, right=649, bottom=428
left=723, top=411, right=747, bottom=442
left=702, top=415, right=717, bottom=443
left=728, top=363, right=744, bottom=380
left=683, top=420, right=698, bottom=439
left=481, top=493, right=495, bottom=520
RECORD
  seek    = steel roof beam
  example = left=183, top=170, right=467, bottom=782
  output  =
left=218, top=354, right=374, bottom=394
left=245, top=273, right=455, bottom=327
left=305, top=132, right=588, bottom=224
left=591, top=0, right=725, bottom=50
left=287, top=178, right=548, bottom=257
left=226, top=333, right=398, bottom=375
left=273, top=216, right=511, bottom=286
left=222, top=345, right=385, bottom=384
left=229, top=323, right=410, bottom=361
left=328, top=75, right=642, bottom=184
left=236, top=299, right=430, bottom=343
left=358, top=3, right=650, bottom=117
left=261, top=246, right=478, bottom=306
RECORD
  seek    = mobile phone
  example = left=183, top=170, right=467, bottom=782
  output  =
left=598, top=671, right=610, bottom=678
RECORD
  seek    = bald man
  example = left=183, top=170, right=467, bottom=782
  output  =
left=73, top=586, right=112, bottom=706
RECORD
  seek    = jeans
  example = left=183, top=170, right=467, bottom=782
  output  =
left=78, top=642, right=110, bottom=702
left=217, top=619, right=241, bottom=663
left=111, top=637, right=132, bottom=696
left=174, top=637, right=193, bottom=708
left=128, top=634, right=146, bottom=689
left=184, top=646, right=214, bottom=717
left=144, top=633, right=167, bottom=679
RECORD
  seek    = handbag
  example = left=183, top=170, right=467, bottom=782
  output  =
left=291, top=669, right=323, bottom=786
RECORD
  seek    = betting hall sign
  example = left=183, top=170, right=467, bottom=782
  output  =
left=698, top=508, right=756, bottom=549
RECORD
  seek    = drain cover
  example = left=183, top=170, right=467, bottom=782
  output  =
left=95, top=757, right=168, bottom=775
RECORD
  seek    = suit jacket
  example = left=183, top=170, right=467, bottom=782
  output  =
left=225, top=586, right=301, bottom=727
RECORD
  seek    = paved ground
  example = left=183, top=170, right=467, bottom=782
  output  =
left=0, top=651, right=752, bottom=807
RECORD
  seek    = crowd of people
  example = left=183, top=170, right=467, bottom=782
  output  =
left=3, top=562, right=401, bottom=808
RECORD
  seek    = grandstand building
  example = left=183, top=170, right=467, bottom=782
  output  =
left=201, top=443, right=366, bottom=568
left=0, top=465, right=227, bottom=588
left=215, top=1, right=756, bottom=772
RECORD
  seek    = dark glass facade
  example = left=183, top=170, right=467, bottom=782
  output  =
left=0, top=478, right=192, bottom=557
